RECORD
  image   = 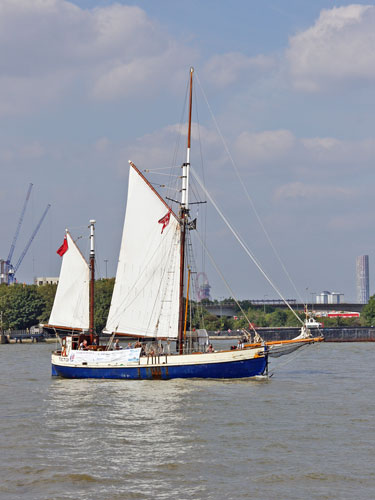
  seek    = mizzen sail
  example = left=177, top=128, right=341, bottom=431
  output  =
left=104, top=163, right=181, bottom=339
left=48, top=231, right=90, bottom=330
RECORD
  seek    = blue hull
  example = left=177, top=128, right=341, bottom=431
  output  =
left=51, top=357, right=267, bottom=380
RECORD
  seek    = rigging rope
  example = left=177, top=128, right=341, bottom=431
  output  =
left=191, top=167, right=304, bottom=326
left=269, top=340, right=319, bottom=373
left=185, top=228, right=206, bottom=332
left=105, top=223, right=179, bottom=335
left=195, top=71, right=305, bottom=305
left=194, top=228, right=260, bottom=341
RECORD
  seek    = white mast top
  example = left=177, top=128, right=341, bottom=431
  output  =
left=89, top=220, right=95, bottom=257
left=181, top=67, right=194, bottom=210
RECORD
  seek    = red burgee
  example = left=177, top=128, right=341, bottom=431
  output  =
left=158, top=210, right=171, bottom=234
left=56, top=236, right=68, bottom=257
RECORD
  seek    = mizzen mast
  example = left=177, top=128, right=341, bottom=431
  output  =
left=178, top=67, right=194, bottom=354
left=89, top=219, right=96, bottom=343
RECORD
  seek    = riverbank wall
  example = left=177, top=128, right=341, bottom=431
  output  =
left=210, top=327, right=375, bottom=342
left=2, top=327, right=375, bottom=344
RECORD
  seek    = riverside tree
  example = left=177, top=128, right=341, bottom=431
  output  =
left=0, top=284, right=44, bottom=330
left=361, top=295, right=375, bottom=326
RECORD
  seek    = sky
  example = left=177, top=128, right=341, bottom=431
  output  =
left=1, top=0, right=375, bottom=303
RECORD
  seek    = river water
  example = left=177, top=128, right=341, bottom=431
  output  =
left=0, top=341, right=374, bottom=500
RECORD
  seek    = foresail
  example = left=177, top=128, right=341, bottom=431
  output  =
left=104, top=164, right=181, bottom=339
left=48, top=232, right=90, bottom=330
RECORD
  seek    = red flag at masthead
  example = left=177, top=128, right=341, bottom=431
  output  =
left=57, top=236, right=68, bottom=257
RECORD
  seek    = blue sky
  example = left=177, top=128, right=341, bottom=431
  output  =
left=1, top=0, right=375, bottom=302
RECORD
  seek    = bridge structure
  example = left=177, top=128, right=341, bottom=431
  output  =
left=204, top=301, right=364, bottom=316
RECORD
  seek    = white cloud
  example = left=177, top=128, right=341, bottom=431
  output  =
left=274, top=181, right=356, bottom=201
left=231, top=128, right=375, bottom=178
left=91, top=44, right=191, bottom=100
left=300, top=136, right=375, bottom=172
left=234, top=129, right=295, bottom=164
left=287, top=4, right=375, bottom=92
left=203, top=52, right=275, bottom=87
left=327, top=212, right=375, bottom=233
left=125, top=122, right=220, bottom=171
left=94, top=137, right=111, bottom=152
left=0, top=140, right=45, bottom=162
left=0, top=0, right=196, bottom=115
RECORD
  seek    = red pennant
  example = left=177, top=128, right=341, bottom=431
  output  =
left=158, top=210, right=171, bottom=234
left=57, top=236, right=68, bottom=257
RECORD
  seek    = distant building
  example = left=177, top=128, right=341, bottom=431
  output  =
left=315, top=291, right=343, bottom=304
left=356, top=255, right=369, bottom=304
left=0, top=259, right=8, bottom=284
left=34, top=277, right=59, bottom=286
left=330, top=292, right=343, bottom=304
left=196, top=272, right=211, bottom=301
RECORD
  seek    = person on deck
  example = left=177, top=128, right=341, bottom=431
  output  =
left=114, top=339, right=122, bottom=350
left=79, top=339, right=88, bottom=350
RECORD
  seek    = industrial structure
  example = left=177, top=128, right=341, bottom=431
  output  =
left=34, top=277, right=59, bottom=286
left=356, top=255, right=369, bottom=304
left=0, top=183, right=51, bottom=284
left=196, top=272, right=211, bottom=301
left=315, top=291, right=343, bottom=304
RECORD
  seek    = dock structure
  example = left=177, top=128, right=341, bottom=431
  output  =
left=210, top=327, right=375, bottom=342
left=2, top=326, right=375, bottom=343
left=1, top=329, right=51, bottom=343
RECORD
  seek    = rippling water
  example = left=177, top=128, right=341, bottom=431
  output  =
left=1, top=342, right=374, bottom=500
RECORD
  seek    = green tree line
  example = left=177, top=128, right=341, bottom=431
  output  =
left=0, top=279, right=115, bottom=331
left=190, top=298, right=366, bottom=331
left=0, top=285, right=371, bottom=332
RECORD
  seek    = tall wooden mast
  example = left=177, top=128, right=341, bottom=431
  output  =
left=178, top=67, right=194, bottom=354
left=89, top=219, right=96, bottom=343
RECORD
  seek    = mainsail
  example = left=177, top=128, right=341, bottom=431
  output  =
left=48, top=231, right=90, bottom=330
left=104, top=164, right=181, bottom=339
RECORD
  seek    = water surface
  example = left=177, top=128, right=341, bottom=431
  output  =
left=0, top=342, right=374, bottom=499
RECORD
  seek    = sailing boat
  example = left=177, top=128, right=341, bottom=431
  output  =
left=51, top=68, right=268, bottom=379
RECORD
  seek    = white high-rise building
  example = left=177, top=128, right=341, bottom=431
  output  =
left=356, top=255, right=369, bottom=304
left=315, top=291, right=343, bottom=304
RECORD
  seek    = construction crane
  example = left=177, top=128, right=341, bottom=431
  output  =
left=6, top=183, right=33, bottom=275
left=5, top=185, right=51, bottom=284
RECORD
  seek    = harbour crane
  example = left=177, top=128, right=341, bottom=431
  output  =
left=5, top=184, right=51, bottom=284
left=5, top=183, right=33, bottom=275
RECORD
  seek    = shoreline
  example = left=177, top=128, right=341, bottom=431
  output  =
left=2, top=326, right=375, bottom=344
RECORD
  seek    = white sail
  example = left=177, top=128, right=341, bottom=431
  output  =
left=104, top=164, right=181, bottom=339
left=48, top=231, right=90, bottom=330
